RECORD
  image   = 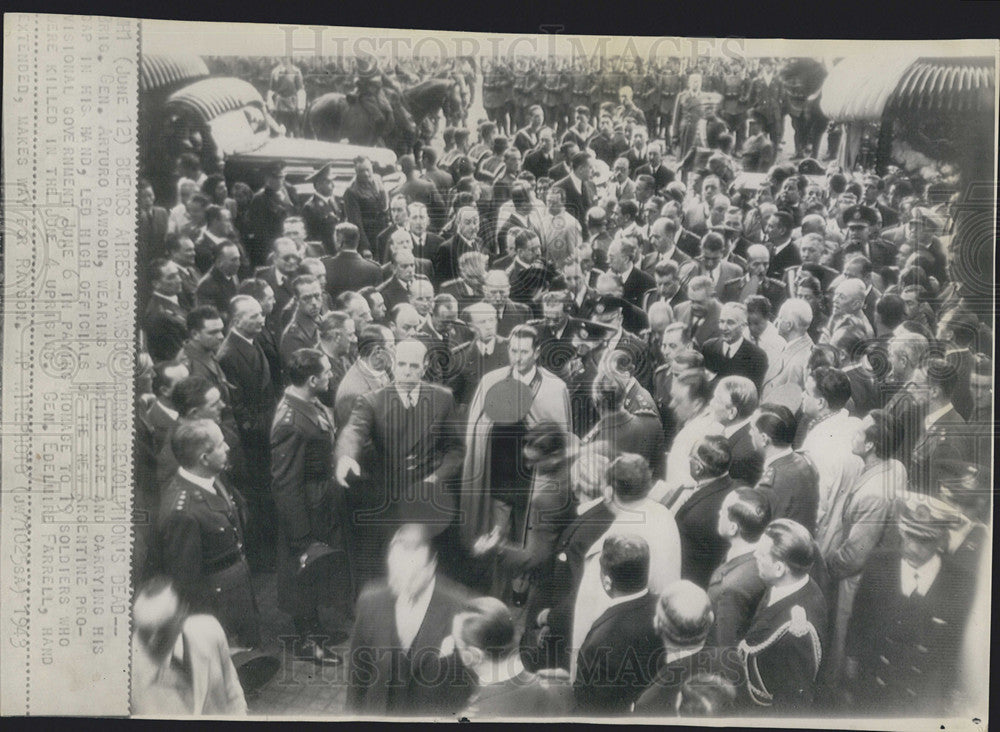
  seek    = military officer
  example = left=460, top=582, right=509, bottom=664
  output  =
left=246, top=160, right=300, bottom=268
left=300, top=163, right=341, bottom=255
left=846, top=499, right=976, bottom=715
left=153, top=418, right=261, bottom=649
left=842, top=204, right=895, bottom=268
left=581, top=367, right=665, bottom=477
left=271, top=348, right=352, bottom=666
left=738, top=519, right=827, bottom=712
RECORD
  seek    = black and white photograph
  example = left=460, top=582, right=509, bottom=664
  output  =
left=1, top=14, right=995, bottom=725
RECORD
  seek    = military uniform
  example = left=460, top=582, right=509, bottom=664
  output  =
left=154, top=472, right=260, bottom=648
left=270, top=392, right=354, bottom=628
left=301, top=193, right=340, bottom=255
left=580, top=402, right=666, bottom=476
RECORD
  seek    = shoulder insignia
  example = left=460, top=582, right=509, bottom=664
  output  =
left=788, top=606, right=810, bottom=637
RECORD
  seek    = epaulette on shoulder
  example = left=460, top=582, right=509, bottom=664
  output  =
left=173, top=490, right=188, bottom=512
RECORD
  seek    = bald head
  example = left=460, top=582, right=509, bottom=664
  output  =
left=776, top=298, right=813, bottom=336
left=655, top=580, right=714, bottom=649
left=833, top=278, right=866, bottom=313
left=648, top=301, right=672, bottom=333
left=800, top=214, right=826, bottom=236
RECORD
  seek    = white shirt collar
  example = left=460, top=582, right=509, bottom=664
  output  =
left=762, top=446, right=793, bottom=470
left=569, top=172, right=582, bottom=193
left=619, top=262, right=635, bottom=282
left=924, top=404, right=952, bottom=430
left=475, top=655, right=526, bottom=686
left=231, top=329, right=255, bottom=345
left=155, top=400, right=179, bottom=421
left=205, top=228, right=228, bottom=245
left=766, top=574, right=809, bottom=607
left=153, top=291, right=180, bottom=306
left=723, top=337, right=744, bottom=358
left=177, top=467, right=217, bottom=495
left=722, top=414, right=752, bottom=438
left=605, top=588, right=648, bottom=611
left=477, top=339, right=496, bottom=356
left=514, top=366, right=537, bottom=385
left=577, top=496, right=604, bottom=515
left=725, top=542, right=757, bottom=564
left=664, top=644, right=704, bottom=667
left=900, top=554, right=941, bottom=597
left=773, top=239, right=791, bottom=256
left=396, top=384, right=421, bottom=406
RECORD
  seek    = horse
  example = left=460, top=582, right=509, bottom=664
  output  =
left=402, top=77, right=465, bottom=139
left=305, top=88, right=418, bottom=157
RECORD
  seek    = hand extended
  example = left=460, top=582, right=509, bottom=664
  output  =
left=471, top=528, right=501, bottom=556
left=335, top=456, right=361, bottom=487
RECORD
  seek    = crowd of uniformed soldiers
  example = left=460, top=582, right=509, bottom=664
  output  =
left=133, top=51, right=990, bottom=718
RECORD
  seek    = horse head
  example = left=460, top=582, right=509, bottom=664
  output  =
left=442, top=77, right=467, bottom=127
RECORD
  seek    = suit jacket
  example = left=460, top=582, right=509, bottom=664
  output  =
left=374, top=223, right=404, bottom=265
left=217, top=331, right=276, bottom=437
left=300, top=193, right=340, bottom=254
left=634, top=647, right=728, bottom=714
left=608, top=176, right=636, bottom=202
left=701, top=337, right=769, bottom=392
left=434, top=235, right=485, bottom=284
left=447, top=337, right=510, bottom=406
left=740, top=579, right=827, bottom=711
left=720, top=274, right=786, bottom=312
left=674, top=474, right=735, bottom=588
left=553, top=175, right=597, bottom=237
left=675, top=228, right=702, bottom=259
left=909, top=406, right=968, bottom=493
left=707, top=551, right=767, bottom=648
left=680, top=259, right=744, bottom=300
left=847, top=549, right=974, bottom=715
left=493, top=299, right=532, bottom=338
left=245, top=185, right=298, bottom=266
left=767, top=241, right=802, bottom=278
left=346, top=578, right=472, bottom=715
left=253, top=265, right=297, bottom=323
left=640, top=246, right=691, bottom=274
left=537, top=501, right=616, bottom=670
left=755, top=451, right=819, bottom=535
left=463, top=670, right=572, bottom=718
left=195, top=268, right=239, bottom=318
left=441, top=278, right=483, bottom=313
left=331, top=358, right=384, bottom=420
left=143, top=294, right=189, bottom=362
left=672, top=299, right=722, bottom=348
left=410, top=232, right=444, bottom=270
left=279, top=310, right=320, bottom=369
left=376, top=275, right=411, bottom=313
left=138, top=205, right=169, bottom=254
left=726, top=422, right=764, bottom=486
left=399, top=177, right=447, bottom=232
left=619, top=266, right=656, bottom=310
left=641, top=287, right=685, bottom=315
left=573, top=592, right=663, bottom=714
left=761, top=334, right=814, bottom=410
left=634, top=162, right=675, bottom=192
left=335, top=382, right=464, bottom=530
left=322, top=249, right=382, bottom=300
left=523, top=148, right=555, bottom=180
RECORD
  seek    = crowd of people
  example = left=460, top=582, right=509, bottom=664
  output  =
left=131, top=53, right=990, bottom=718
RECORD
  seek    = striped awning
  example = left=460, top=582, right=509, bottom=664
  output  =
left=140, top=54, right=210, bottom=93
left=821, top=55, right=996, bottom=121
left=165, top=78, right=265, bottom=122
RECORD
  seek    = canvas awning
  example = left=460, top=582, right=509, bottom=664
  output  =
left=140, top=53, right=210, bottom=94
left=821, top=55, right=995, bottom=121
left=165, top=78, right=265, bottom=122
